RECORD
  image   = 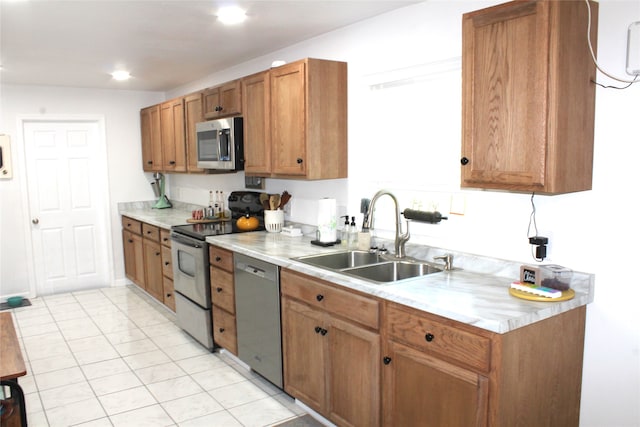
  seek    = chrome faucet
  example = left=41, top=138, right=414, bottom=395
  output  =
left=363, top=190, right=409, bottom=258
left=433, top=253, right=453, bottom=271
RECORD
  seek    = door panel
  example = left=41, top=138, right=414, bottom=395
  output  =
left=23, top=120, right=110, bottom=295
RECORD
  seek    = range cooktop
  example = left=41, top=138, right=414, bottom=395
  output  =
left=171, top=191, right=266, bottom=241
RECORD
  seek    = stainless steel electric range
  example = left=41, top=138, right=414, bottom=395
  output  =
left=170, top=191, right=264, bottom=350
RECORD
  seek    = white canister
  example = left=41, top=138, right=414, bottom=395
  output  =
left=317, top=198, right=337, bottom=242
left=264, top=209, right=284, bottom=233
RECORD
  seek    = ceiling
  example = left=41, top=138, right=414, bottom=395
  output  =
left=0, top=0, right=420, bottom=92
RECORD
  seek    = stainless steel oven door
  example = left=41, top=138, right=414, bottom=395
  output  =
left=170, top=232, right=210, bottom=308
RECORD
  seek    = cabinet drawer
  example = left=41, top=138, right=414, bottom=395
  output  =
left=385, top=303, right=491, bottom=372
left=122, top=216, right=142, bottom=234
left=281, top=269, right=379, bottom=330
left=163, top=276, right=175, bottom=312
left=142, top=223, right=160, bottom=241
left=161, top=245, right=173, bottom=279
left=213, top=307, right=237, bottom=355
left=210, top=266, right=235, bottom=314
left=160, top=229, right=171, bottom=247
left=209, top=245, right=233, bottom=272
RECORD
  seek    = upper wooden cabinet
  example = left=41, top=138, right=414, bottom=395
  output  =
left=140, top=105, right=162, bottom=172
left=203, top=79, right=242, bottom=119
left=461, top=0, right=598, bottom=194
left=184, top=92, right=205, bottom=173
left=241, top=71, right=272, bottom=175
left=243, top=58, right=348, bottom=180
left=160, top=98, right=187, bottom=172
left=272, top=59, right=347, bottom=179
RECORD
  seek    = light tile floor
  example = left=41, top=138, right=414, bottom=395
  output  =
left=8, top=285, right=308, bottom=427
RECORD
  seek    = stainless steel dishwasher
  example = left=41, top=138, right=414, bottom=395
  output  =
left=234, top=253, right=283, bottom=388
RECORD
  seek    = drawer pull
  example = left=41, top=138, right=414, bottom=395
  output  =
left=216, top=287, right=223, bottom=293
left=219, top=328, right=225, bottom=333
left=316, top=294, right=324, bottom=302
left=383, top=356, right=392, bottom=365
left=164, top=261, right=170, bottom=266
left=315, top=326, right=322, bottom=334
left=215, top=256, right=222, bottom=262
left=166, top=293, right=172, bottom=298
left=155, top=252, right=161, bottom=256
left=128, top=239, right=133, bottom=243
left=425, top=333, right=435, bottom=342
left=320, top=328, right=328, bottom=336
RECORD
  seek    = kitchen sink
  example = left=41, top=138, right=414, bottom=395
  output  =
left=343, top=261, right=442, bottom=283
left=295, top=250, right=443, bottom=284
left=296, top=250, right=384, bottom=270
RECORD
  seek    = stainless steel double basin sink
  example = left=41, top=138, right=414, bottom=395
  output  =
left=295, top=250, right=443, bottom=284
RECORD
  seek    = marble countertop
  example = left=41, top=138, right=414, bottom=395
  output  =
left=117, top=204, right=594, bottom=334
left=204, top=232, right=594, bottom=334
left=118, top=201, right=199, bottom=229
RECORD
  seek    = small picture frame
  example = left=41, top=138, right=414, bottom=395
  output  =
left=520, top=265, right=541, bottom=286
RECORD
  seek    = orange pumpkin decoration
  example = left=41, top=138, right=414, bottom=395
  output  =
left=236, top=214, right=259, bottom=231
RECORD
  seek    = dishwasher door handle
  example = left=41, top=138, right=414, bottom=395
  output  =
left=242, top=264, right=266, bottom=278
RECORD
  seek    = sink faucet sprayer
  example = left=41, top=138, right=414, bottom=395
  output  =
left=363, top=190, right=410, bottom=258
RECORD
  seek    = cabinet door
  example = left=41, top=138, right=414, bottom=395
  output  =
left=327, top=316, right=380, bottom=427
left=462, top=1, right=547, bottom=191
left=123, top=229, right=144, bottom=287
left=141, top=105, right=162, bottom=172
left=383, top=340, right=488, bottom=427
left=218, top=80, right=242, bottom=117
left=461, top=1, right=596, bottom=193
left=282, top=298, right=326, bottom=413
left=213, top=307, right=237, bottom=355
left=161, top=245, right=173, bottom=279
left=271, top=62, right=306, bottom=176
left=242, top=71, right=271, bottom=174
left=160, top=98, right=186, bottom=172
left=203, top=80, right=241, bottom=119
left=184, top=92, right=204, bottom=173
left=143, top=238, right=164, bottom=301
left=210, top=265, right=235, bottom=314
left=163, top=276, right=175, bottom=312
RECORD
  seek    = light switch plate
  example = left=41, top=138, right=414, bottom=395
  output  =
left=627, top=21, right=640, bottom=75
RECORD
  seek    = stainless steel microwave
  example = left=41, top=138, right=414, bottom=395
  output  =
left=196, top=117, right=244, bottom=171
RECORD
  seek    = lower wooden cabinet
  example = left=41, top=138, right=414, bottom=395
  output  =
left=122, top=228, right=144, bottom=287
left=209, top=246, right=238, bottom=354
left=160, top=229, right=175, bottom=311
left=382, top=339, right=488, bottom=427
left=142, top=236, right=163, bottom=301
left=281, top=269, right=381, bottom=427
left=122, top=216, right=174, bottom=311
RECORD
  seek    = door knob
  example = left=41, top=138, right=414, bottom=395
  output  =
left=32, top=218, right=39, bottom=224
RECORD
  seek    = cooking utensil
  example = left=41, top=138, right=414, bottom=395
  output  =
left=279, top=191, right=291, bottom=209
left=270, top=194, right=281, bottom=210
left=260, top=193, right=270, bottom=210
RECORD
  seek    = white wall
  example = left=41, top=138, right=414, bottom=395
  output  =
left=169, top=2, right=640, bottom=425
left=1, top=0, right=638, bottom=425
left=0, top=85, right=164, bottom=294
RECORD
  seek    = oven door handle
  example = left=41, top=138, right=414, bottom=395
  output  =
left=171, top=233, right=204, bottom=249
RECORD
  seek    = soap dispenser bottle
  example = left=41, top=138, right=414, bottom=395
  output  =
left=348, top=216, right=358, bottom=249
left=340, top=215, right=349, bottom=246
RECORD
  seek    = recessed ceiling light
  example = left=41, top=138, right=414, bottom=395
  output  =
left=111, top=70, right=131, bottom=81
left=217, top=6, right=247, bottom=25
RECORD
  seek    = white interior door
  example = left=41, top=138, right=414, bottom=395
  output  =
left=23, top=119, right=111, bottom=295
